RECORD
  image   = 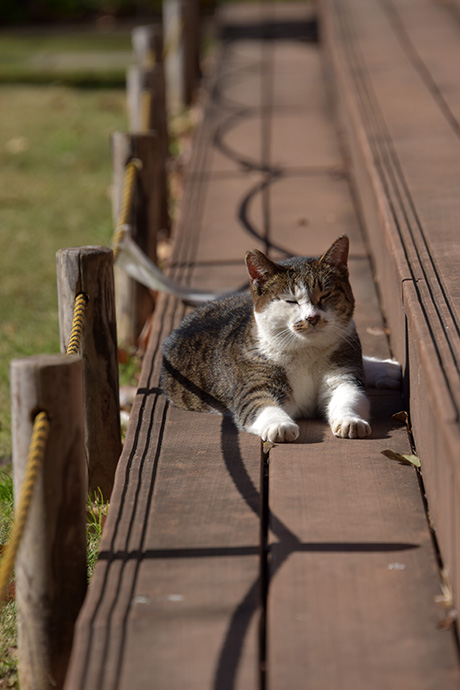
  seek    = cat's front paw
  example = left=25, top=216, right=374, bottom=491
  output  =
left=262, top=421, right=300, bottom=443
left=248, top=405, right=299, bottom=443
left=331, top=417, right=371, bottom=439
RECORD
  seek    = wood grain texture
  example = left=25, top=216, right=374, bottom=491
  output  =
left=65, top=3, right=460, bottom=688
left=56, top=246, right=121, bottom=499
left=127, top=25, right=169, bottom=234
left=111, top=132, right=160, bottom=344
left=268, top=417, right=460, bottom=690
left=319, top=0, right=460, bottom=612
left=11, top=355, right=87, bottom=690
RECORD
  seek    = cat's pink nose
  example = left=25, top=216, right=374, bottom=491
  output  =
left=307, top=314, right=320, bottom=326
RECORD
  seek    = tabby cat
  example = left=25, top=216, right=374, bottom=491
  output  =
left=161, top=236, right=400, bottom=442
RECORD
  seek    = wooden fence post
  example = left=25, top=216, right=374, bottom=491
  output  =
left=56, top=246, right=121, bottom=499
left=127, top=25, right=170, bottom=235
left=132, top=23, right=163, bottom=66
left=163, top=0, right=185, bottom=113
left=163, top=0, right=201, bottom=111
left=11, top=354, right=87, bottom=690
left=182, top=0, right=201, bottom=106
left=111, top=131, right=160, bottom=345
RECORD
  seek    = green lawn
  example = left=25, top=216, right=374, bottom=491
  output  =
left=0, top=81, right=127, bottom=460
left=0, top=32, right=131, bottom=85
left=0, top=31, right=130, bottom=686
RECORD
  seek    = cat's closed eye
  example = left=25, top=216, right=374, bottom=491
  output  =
left=318, top=292, right=332, bottom=308
left=284, top=299, right=298, bottom=305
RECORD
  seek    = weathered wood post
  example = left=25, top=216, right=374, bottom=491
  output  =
left=127, top=25, right=166, bottom=133
left=127, top=24, right=170, bottom=235
left=56, top=246, right=121, bottom=499
left=111, top=132, right=160, bottom=345
left=163, top=0, right=185, bottom=113
left=132, top=23, right=163, bottom=65
left=163, top=0, right=201, bottom=111
left=182, top=0, right=201, bottom=106
left=11, top=354, right=87, bottom=690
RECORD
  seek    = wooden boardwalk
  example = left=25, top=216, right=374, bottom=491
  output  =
left=65, top=3, right=460, bottom=689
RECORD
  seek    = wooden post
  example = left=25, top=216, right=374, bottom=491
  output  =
left=127, top=27, right=170, bottom=235
left=132, top=23, right=163, bottom=66
left=56, top=246, right=121, bottom=499
left=111, top=132, right=160, bottom=345
left=163, top=0, right=185, bottom=113
left=11, top=354, right=87, bottom=690
left=163, top=0, right=201, bottom=111
left=182, top=0, right=201, bottom=106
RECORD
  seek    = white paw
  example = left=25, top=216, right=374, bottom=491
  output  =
left=247, top=405, right=299, bottom=443
left=331, top=417, right=371, bottom=439
left=363, top=356, right=402, bottom=389
left=262, top=421, right=300, bottom=443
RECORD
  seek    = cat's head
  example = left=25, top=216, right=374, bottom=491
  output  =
left=245, top=236, right=355, bottom=352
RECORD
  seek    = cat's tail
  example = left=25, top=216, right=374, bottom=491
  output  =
left=115, top=229, right=223, bottom=306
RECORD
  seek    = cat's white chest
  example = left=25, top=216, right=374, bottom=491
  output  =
left=285, top=358, right=320, bottom=418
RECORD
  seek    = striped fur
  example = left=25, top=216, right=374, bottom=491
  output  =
left=161, top=236, right=375, bottom=441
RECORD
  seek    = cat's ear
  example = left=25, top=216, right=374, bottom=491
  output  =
left=319, top=235, right=349, bottom=269
left=245, top=250, right=280, bottom=289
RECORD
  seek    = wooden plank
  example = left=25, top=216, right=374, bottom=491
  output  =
left=65, top=287, right=262, bottom=689
left=319, top=0, right=460, bottom=612
left=65, top=11, right=269, bottom=684
left=267, top=224, right=460, bottom=690
left=66, top=3, right=460, bottom=688
left=268, top=414, right=460, bottom=690
left=265, top=5, right=460, bottom=682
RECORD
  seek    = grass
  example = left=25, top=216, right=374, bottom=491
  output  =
left=0, top=467, right=110, bottom=688
left=0, top=83, right=128, bottom=460
left=0, top=34, right=129, bottom=684
left=0, top=21, right=198, bottom=685
left=86, top=487, right=109, bottom=579
left=0, top=32, right=132, bottom=86
left=0, top=467, right=17, bottom=688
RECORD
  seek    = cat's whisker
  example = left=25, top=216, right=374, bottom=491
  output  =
left=162, top=236, right=374, bottom=444
left=274, top=328, right=298, bottom=350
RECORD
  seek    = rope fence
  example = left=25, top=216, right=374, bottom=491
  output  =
left=112, top=157, right=142, bottom=261
left=0, top=411, right=50, bottom=603
left=66, top=292, right=88, bottom=355
left=2, top=3, right=202, bottom=605
left=0, top=284, right=88, bottom=605
left=1, top=5, right=202, bottom=684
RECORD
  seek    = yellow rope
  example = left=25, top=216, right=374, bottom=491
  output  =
left=0, top=287, right=87, bottom=604
left=67, top=292, right=88, bottom=355
left=112, top=158, right=142, bottom=261
left=0, top=411, right=50, bottom=603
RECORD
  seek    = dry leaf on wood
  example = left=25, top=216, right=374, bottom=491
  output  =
left=381, top=449, right=421, bottom=468
left=392, top=410, right=409, bottom=425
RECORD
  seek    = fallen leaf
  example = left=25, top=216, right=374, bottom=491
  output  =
left=263, top=441, right=274, bottom=454
left=392, top=410, right=409, bottom=425
left=381, top=449, right=421, bottom=467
